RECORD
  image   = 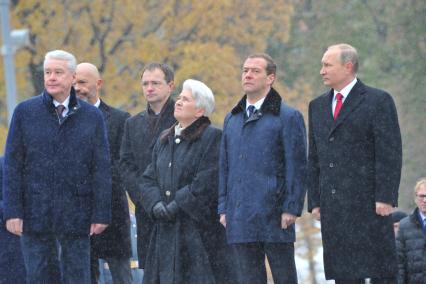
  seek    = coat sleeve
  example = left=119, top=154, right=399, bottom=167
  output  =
left=396, top=224, right=407, bottom=284
left=119, top=118, right=143, bottom=207
left=174, top=129, right=222, bottom=221
left=307, top=102, right=321, bottom=212
left=91, top=113, right=112, bottom=224
left=372, top=93, right=402, bottom=206
left=3, top=107, right=25, bottom=220
left=281, top=109, right=307, bottom=216
left=139, top=141, right=163, bottom=217
left=218, top=115, right=231, bottom=215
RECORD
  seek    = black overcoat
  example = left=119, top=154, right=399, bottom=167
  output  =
left=307, top=80, right=402, bottom=279
left=120, top=98, right=176, bottom=268
left=91, top=101, right=132, bottom=258
left=140, top=117, right=234, bottom=284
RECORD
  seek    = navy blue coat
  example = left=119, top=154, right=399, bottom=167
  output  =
left=218, top=88, right=307, bottom=244
left=0, top=157, right=26, bottom=284
left=3, top=89, right=112, bottom=236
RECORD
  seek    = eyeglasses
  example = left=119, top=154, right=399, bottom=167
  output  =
left=415, top=194, right=426, bottom=200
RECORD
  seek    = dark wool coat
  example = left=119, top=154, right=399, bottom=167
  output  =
left=91, top=101, right=131, bottom=259
left=3, top=89, right=112, bottom=236
left=307, top=80, right=402, bottom=280
left=218, top=88, right=307, bottom=244
left=140, top=117, right=234, bottom=284
left=0, top=157, right=26, bottom=284
left=119, top=98, right=176, bottom=268
left=396, top=208, right=426, bottom=284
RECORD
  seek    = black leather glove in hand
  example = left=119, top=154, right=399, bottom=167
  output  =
left=166, top=201, right=179, bottom=221
left=152, top=201, right=170, bottom=221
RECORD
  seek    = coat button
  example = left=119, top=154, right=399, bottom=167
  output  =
left=331, top=189, right=336, bottom=194
left=329, top=137, right=334, bottom=142
left=168, top=162, right=172, bottom=167
left=165, top=191, right=171, bottom=197
left=329, top=162, right=334, bottom=168
left=175, top=138, right=181, bottom=144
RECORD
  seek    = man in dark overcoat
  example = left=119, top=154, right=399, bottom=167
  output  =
left=0, top=156, right=26, bottom=284
left=3, top=50, right=112, bottom=283
left=120, top=63, right=176, bottom=269
left=75, top=62, right=132, bottom=284
left=307, top=43, right=402, bottom=284
left=218, top=53, right=307, bottom=284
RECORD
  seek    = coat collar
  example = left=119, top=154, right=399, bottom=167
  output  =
left=146, top=97, right=175, bottom=116
left=160, top=116, right=211, bottom=143
left=42, top=87, right=81, bottom=115
left=231, top=87, right=282, bottom=116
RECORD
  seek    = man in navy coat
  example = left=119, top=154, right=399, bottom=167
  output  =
left=0, top=156, right=26, bottom=284
left=218, top=53, right=307, bottom=284
left=75, top=62, right=132, bottom=284
left=307, top=43, right=402, bottom=283
left=3, top=50, right=112, bottom=283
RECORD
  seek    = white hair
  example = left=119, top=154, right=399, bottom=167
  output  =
left=182, top=79, right=215, bottom=116
left=44, top=50, right=77, bottom=72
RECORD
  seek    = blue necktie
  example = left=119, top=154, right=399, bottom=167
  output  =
left=247, top=105, right=256, bottom=118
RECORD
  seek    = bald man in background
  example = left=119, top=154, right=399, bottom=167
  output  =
left=75, top=63, right=132, bottom=284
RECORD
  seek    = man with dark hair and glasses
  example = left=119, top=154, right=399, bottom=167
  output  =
left=120, top=63, right=176, bottom=272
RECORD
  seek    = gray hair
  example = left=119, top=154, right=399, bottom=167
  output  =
left=44, top=50, right=77, bottom=72
left=182, top=79, right=215, bottom=117
left=328, top=43, right=359, bottom=73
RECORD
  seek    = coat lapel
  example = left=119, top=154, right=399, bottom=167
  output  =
left=330, top=80, right=366, bottom=134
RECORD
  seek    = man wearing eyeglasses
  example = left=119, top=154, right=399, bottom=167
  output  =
left=396, top=178, right=426, bottom=283
left=120, top=63, right=176, bottom=271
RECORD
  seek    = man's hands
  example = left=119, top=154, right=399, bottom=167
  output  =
left=376, top=202, right=393, bottom=216
left=6, top=218, right=23, bottom=236
left=220, top=214, right=226, bottom=227
left=281, top=213, right=297, bottom=229
left=90, top=224, right=108, bottom=235
left=312, top=207, right=321, bottom=221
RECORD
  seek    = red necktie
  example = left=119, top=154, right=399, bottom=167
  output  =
left=334, top=93, right=343, bottom=120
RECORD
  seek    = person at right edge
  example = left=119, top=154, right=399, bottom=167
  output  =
left=307, top=43, right=402, bottom=284
left=396, top=178, right=426, bottom=284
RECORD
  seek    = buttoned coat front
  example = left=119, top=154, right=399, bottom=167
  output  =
left=3, top=90, right=112, bottom=236
left=140, top=117, right=234, bottom=284
left=307, top=80, right=402, bottom=279
left=218, top=88, right=307, bottom=244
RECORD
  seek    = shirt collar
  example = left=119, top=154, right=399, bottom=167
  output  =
left=246, top=96, right=266, bottom=111
left=94, top=98, right=101, bottom=108
left=419, top=210, right=426, bottom=222
left=334, top=77, right=358, bottom=101
left=53, top=95, right=70, bottom=110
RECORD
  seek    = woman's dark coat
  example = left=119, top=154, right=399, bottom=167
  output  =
left=396, top=208, right=426, bottom=284
left=140, top=117, right=234, bottom=284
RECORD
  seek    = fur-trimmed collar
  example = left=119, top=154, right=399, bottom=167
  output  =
left=231, top=87, right=282, bottom=116
left=160, top=116, right=211, bottom=143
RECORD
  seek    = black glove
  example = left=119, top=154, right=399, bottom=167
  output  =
left=166, top=201, right=179, bottom=221
left=152, top=201, right=170, bottom=221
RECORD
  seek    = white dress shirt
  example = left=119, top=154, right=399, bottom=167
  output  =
left=332, top=78, right=358, bottom=116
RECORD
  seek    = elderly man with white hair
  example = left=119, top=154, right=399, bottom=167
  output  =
left=139, top=79, right=234, bottom=283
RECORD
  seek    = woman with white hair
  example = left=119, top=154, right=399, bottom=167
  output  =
left=140, top=79, right=234, bottom=283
